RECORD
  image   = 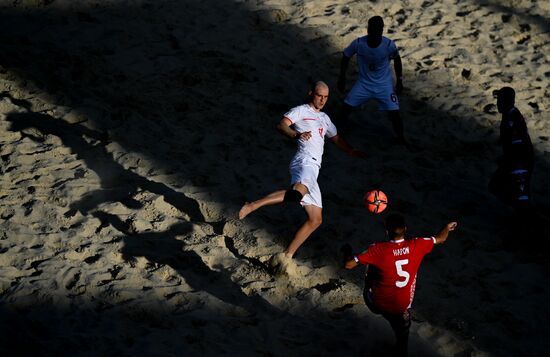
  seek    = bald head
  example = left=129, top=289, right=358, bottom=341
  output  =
left=311, top=81, right=329, bottom=93
left=309, top=81, right=329, bottom=112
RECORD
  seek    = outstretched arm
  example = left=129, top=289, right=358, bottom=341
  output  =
left=434, top=222, right=458, bottom=244
left=393, top=55, right=403, bottom=94
left=330, top=134, right=367, bottom=158
left=338, top=55, right=351, bottom=93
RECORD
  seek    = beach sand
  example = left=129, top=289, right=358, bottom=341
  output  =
left=0, top=0, right=549, bottom=355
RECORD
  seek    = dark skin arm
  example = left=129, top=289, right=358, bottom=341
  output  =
left=330, top=135, right=367, bottom=158
left=337, top=55, right=351, bottom=93
left=393, top=55, right=403, bottom=94
left=340, top=244, right=358, bottom=269
left=345, top=258, right=359, bottom=270
left=434, top=222, right=458, bottom=244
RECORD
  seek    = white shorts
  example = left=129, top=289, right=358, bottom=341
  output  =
left=344, top=80, right=399, bottom=110
left=289, top=159, right=322, bottom=208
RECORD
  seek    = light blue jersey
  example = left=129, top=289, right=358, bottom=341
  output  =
left=343, top=36, right=399, bottom=87
left=343, top=36, right=400, bottom=110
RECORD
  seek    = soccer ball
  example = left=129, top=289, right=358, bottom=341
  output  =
left=364, top=190, right=388, bottom=214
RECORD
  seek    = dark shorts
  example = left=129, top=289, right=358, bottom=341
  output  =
left=363, top=288, right=410, bottom=356
left=489, top=163, right=532, bottom=206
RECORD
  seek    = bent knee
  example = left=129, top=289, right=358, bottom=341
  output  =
left=309, top=215, right=323, bottom=227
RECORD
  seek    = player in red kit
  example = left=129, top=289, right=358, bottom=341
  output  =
left=343, top=214, right=458, bottom=356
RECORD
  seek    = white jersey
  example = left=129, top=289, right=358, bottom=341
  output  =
left=284, top=104, right=337, bottom=166
left=343, top=36, right=399, bottom=87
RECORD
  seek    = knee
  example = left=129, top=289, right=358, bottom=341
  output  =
left=309, top=215, right=322, bottom=228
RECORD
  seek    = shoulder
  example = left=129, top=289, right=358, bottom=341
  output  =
left=362, top=241, right=380, bottom=250
left=410, top=236, right=436, bottom=247
left=352, top=36, right=367, bottom=45
left=369, top=241, right=387, bottom=251
left=286, top=104, right=306, bottom=114
left=503, top=108, right=525, bottom=126
left=320, top=111, right=331, bottom=122
left=512, top=108, right=525, bottom=120
left=383, top=37, right=397, bottom=48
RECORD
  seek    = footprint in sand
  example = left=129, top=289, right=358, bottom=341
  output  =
left=63, top=270, right=81, bottom=291
left=395, top=8, right=408, bottom=26
left=324, top=4, right=336, bottom=17
left=420, top=0, right=435, bottom=8
left=268, top=253, right=312, bottom=278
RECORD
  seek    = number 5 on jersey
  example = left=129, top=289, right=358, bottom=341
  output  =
left=395, top=259, right=410, bottom=288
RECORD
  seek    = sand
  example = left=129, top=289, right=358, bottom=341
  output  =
left=0, top=0, right=549, bottom=355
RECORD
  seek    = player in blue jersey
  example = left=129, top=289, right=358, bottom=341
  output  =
left=337, top=16, right=406, bottom=145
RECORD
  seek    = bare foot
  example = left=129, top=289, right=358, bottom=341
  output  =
left=269, top=253, right=310, bottom=277
left=282, top=250, right=293, bottom=259
left=239, top=202, right=254, bottom=219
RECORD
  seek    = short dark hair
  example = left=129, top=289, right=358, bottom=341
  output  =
left=368, top=16, right=384, bottom=31
left=494, top=86, right=515, bottom=102
left=385, top=213, right=406, bottom=239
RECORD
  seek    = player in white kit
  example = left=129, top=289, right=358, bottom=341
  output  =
left=337, top=16, right=406, bottom=144
left=239, top=81, right=366, bottom=259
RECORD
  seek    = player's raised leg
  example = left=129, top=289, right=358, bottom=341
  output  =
left=239, top=183, right=308, bottom=219
left=239, top=190, right=285, bottom=219
left=284, top=204, right=322, bottom=258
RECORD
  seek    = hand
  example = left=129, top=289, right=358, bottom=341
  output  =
left=340, top=244, right=353, bottom=261
left=395, top=79, right=403, bottom=95
left=447, top=222, right=458, bottom=231
left=337, top=76, right=346, bottom=93
left=296, top=131, right=312, bottom=141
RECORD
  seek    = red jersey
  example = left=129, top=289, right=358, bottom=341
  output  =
left=355, top=237, right=435, bottom=314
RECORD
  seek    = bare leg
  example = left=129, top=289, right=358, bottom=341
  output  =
left=239, top=183, right=308, bottom=219
left=284, top=204, right=322, bottom=258
left=239, top=190, right=285, bottom=219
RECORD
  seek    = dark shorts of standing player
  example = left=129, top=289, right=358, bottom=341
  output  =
left=489, top=157, right=533, bottom=212
left=363, top=277, right=410, bottom=357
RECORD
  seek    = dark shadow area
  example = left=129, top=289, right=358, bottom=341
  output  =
left=0, top=1, right=548, bottom=355
left=0, top=298, right=446, bottom=357
left=5, top=108, right=283, bottom=323
left=477, top=0, right=549, bottom=32
left=5, top=111, right=204, bottom=221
